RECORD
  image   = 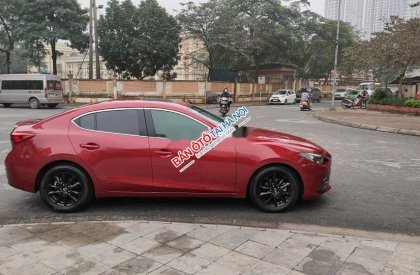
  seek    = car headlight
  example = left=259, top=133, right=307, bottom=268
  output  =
left=300, top=152, right=324, bottom=164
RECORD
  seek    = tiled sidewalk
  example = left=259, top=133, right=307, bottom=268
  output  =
left=0, top=221, right=419, bottom=275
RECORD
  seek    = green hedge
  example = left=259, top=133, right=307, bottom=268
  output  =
left=404, top=99, right=420, bottom=108
left=369, top=88, right=406, bottom=106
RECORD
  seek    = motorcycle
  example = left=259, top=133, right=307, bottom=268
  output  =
left=341, top=96, right=367, bottom=109
left=300, top=100, right=311, bottom=111
left=219, top=96, right=231, bottom=116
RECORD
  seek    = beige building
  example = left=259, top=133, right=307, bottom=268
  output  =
left=31, top=37, right=208, bottom=81
left=29, top=41, right=112, bottom=79
left=171, top=33, right=207, bottom=81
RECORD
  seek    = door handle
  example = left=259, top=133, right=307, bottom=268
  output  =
left=154, top=149, right=173, bottom=158
left=80, top=143, right=100, bottom=150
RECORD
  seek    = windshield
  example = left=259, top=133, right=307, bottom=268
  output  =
left=336, top=89, right=346, bottom=93
left=275, top=90, right=287, bottom=95
left=190, top=106, right=224, bottom=124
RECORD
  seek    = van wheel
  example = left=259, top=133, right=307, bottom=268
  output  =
left=47, top=104, right=58, bottom=109
left=29, top=98, right=40, bottom=109
left=3, top=104, right=12, bottom=108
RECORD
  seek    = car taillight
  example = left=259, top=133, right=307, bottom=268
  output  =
left=45, top=87, right=48, bottom=98
left=10, top=133, right=35, bottom=145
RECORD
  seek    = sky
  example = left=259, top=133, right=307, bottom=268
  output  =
left=79, top=0, right=326, bottom=16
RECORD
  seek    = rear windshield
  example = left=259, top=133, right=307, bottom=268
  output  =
left=47, top=80, right=62, bottom=90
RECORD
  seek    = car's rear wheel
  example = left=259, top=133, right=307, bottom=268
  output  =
left=39, top=165, right=93, bottom=212
left=29, top=98, right=40, bottom=109
left=249, top=166, right=300, bottom=212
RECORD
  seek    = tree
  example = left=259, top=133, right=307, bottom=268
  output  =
left=21, top=40, right=47, bottom=73
left=287, top=11, right=356, bottom=83
left=98, top=0, right=181, bottom=79
left=226, top=0, right=309, bottom=82
left=17, top=0, right=89, bottom=75
left=0, top=0, right=23, bottom=73
left=343, top=17, right=420, bottom=88
left=178, top=0, right=238, bottom=81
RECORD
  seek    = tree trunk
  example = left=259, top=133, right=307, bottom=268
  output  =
left=6, top=51, right=11, bottom=74
left=207, top=67, right=213, bottom=82
left=51, top=39, right=57, bottom=75
left=254, top=54, right=260, bottom=83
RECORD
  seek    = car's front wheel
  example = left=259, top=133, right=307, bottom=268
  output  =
left=39, top=164, right=93, bottom=212
left=249, top=166, right=300, bottom=212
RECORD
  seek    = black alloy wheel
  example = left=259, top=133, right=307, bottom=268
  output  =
left=40, top=165, right=93, bottom=212
left=249, top=166, right=300, bottom=212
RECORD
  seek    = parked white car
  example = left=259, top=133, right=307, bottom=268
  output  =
left=269, top=89, right=296, bottom=105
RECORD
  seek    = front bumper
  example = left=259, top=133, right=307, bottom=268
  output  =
left=300, top=158, right=331, bottom=199
left=269, top=98, right=286, bottom=104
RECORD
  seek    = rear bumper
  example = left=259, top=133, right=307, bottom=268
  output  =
left=38, top=98, right=64, bottom=104
left=5, top=149, right=37, bottom=193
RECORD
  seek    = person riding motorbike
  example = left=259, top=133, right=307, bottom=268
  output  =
left=300, top=88, right=312, bottom=110
left=220, top=88, right=232, bottom=109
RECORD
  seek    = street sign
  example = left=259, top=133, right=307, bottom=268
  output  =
left=258, top=76, right=265, bottom=85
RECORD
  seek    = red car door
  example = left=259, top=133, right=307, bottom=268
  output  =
left=146, top=109, right=237, bottom=194
left=68, top=109, right=154, bottom=193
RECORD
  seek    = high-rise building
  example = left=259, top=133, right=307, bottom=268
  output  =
left=325, top=0, right=419, bottom=40
left=362, top=0, right=418, bottom=39
left=325, top=0, right=365, bottom=33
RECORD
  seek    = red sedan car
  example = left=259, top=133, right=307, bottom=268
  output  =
left=5, top=100, right=331, bottom=212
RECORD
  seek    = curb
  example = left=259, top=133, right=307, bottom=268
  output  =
left=313, top=111, right=420, bottom=137
left=2, top=220, right=420, bottom=244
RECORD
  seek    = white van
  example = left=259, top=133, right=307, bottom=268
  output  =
left=0, top=74, right=63, bottom=109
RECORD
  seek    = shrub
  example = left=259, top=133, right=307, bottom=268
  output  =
left=370, top=87, right=392, bottom=102
left=404, top=99, right=420, bottom=108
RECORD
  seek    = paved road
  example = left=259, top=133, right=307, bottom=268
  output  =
left=0, top=103, right=419, bottom=236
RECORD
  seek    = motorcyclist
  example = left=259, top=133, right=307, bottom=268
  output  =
left=359, top=88, right=368, bottom=107
left=300, top=88, right=312, bottom=110
left=220, top=87, right=232, bottom=109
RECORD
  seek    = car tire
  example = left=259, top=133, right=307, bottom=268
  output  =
left=249, top=166, right=300, bottom=212
left=47, top=104, right=58, bottom=109
left=29, top=98, right=40, bottom=109
left=284, top=99, right=288, bottom=105
left=318, top=97, right=321, bottom=103
left=39, top=164, right=93, bottom=213
left=293, top=99, right=297, bottom=104
left=3, top=103, right=11, bottom=108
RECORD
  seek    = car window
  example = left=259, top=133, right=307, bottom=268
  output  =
left=96, top=110, right=140, bottom=135
left=78, top=113, right=95, bottom=130
left=151, top=110, right=208, bottom=141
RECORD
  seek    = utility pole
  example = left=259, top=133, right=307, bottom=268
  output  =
left=331, top=0, right=341, bottom=111
left=88, top=0, right=93, bottom=79
left=93, top=0, right=100, bottom=79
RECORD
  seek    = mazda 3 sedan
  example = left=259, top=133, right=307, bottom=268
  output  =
left=5, top=100, right=331, bottom=213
